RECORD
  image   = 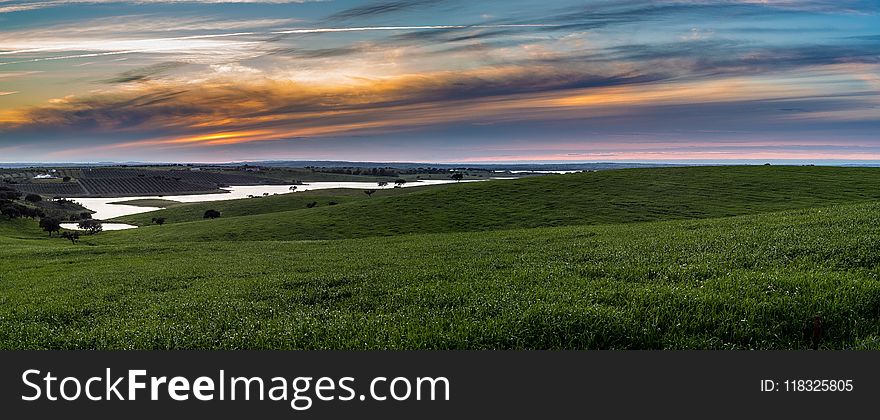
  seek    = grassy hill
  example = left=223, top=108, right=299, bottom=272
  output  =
left=2, top=201, right=880, bottom=349
left=112, top=165, right=880, bottom=242
left=3, top=165, right=880, bottom=350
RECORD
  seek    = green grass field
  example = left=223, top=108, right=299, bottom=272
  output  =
left=2, top=166, right=880, bottom=349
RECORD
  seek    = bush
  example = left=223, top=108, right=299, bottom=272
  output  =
left=204, top=210, right=221, bottom=219
left=0, top=187, right=21, bottom=200
left=1, top=204, right=22, bottom=219
left=39, top=217, right=62, bottom=236
left=61, top=231, right=80, bottom=244
left=24, top=194, right=42, bottom=202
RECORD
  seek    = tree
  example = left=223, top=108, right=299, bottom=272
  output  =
left=364, top=190, right=376, bottom=198
left=377, top=181, right=388, bottom=189
left=394, top=179, right=407, bottom=187
left=62, top=176, right=72, bottom=182
left=306, top=201, right=318, bottom=208
left=78, top=219, right=103, bottom=234
left=289, top=186, right=298, bottom=192
left=152, top=217, right=166, bottom=226
left=24, top=193, right=42, bottom=202
left=40, top=217, right=61, bottom=237
left=204, top=209, right=221, bottom=219
left=21, top=207, right=43, bottom=219
left=451, top=173, right=464, bottom=182
left=80, top=212, right=92, bottom=220
left=0, top=187, right=21, bottom=200
left=62, top=231, right=80, bottom=244
left=1, top=204, right=21, bottom=219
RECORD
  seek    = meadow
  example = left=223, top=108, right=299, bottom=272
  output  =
left=2, top=166, right=880, bottom=349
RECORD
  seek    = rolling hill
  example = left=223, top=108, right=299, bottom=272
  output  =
left=2, top=165, right=880, bottom=350
left=112, top=165, right=880, bottom=242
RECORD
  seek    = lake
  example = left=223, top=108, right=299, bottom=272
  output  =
left=64, top=179, right=482, bottom=229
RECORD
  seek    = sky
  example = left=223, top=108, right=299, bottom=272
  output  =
left=0, top=0, right=878, bottom=163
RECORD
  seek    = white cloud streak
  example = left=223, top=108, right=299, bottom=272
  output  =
left=0, top=0, right=318, bottom=14
left=0, top=24, right=555, bottom=66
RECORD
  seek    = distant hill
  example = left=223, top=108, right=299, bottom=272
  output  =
left=110, top=165, right=880, bottom=243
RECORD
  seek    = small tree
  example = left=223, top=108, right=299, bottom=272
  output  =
left=62, top=231, right=80, bottom=244
left=451, top=173, right=464, bottom=182
left=62, top=176, right=72, bottom=182
left=204, top=209, right=221, bottom=219
left=152, top=217, right=166, bottom=226
left=377, top=181, right=388, bottom=189
left=289, top=186, right=298, bottom=192
left=24, top=193, right=42, bottom=202
left=306, top=201, right=318, bottom=208
left=40, top=217, right=61, bottom=237
left=78, top=219, right=103, bottom=234
left=364, top=190, right=376, bottom=198
left=394, top=179, right=407, bottom=187
left=79, top=212, right=92, bottom=220
left=1, top=205, right=21, bottom=219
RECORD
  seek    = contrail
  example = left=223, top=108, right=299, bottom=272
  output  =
left=0, top=24, right=556, bottom=66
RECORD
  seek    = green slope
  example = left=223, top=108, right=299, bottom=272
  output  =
left=113, top=186, right=425, bottom=226
left=2, top=201, right=880, bottom=349
left=109, top=165, right=880, bottom=242
left=4, top=165, right=880, bottom=350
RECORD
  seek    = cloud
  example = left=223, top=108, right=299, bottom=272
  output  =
left=326, top=0, right=449, bottom=21
left=3, top=56, right=876, bottom=155
left=0, top=1, right=319, bottom=14
left=102, top=62, right=186, bottom=84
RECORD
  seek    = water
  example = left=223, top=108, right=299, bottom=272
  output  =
left=65, top=179, right=479, bottom=225
left=60, top=222, right=140, bottom=231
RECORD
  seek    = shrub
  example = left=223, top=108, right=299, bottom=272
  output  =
left=61, top=231, right=80, bottom=244
left=1, top=204, right=22, bottom=219
left=204, top=209, right=221, bottom=219
left=0, top=187, right=21, bottom=200
left=24, top=194, right=42, bottom=202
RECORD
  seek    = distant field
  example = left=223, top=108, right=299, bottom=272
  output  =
left=2, top=166, right=880, bottom=349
